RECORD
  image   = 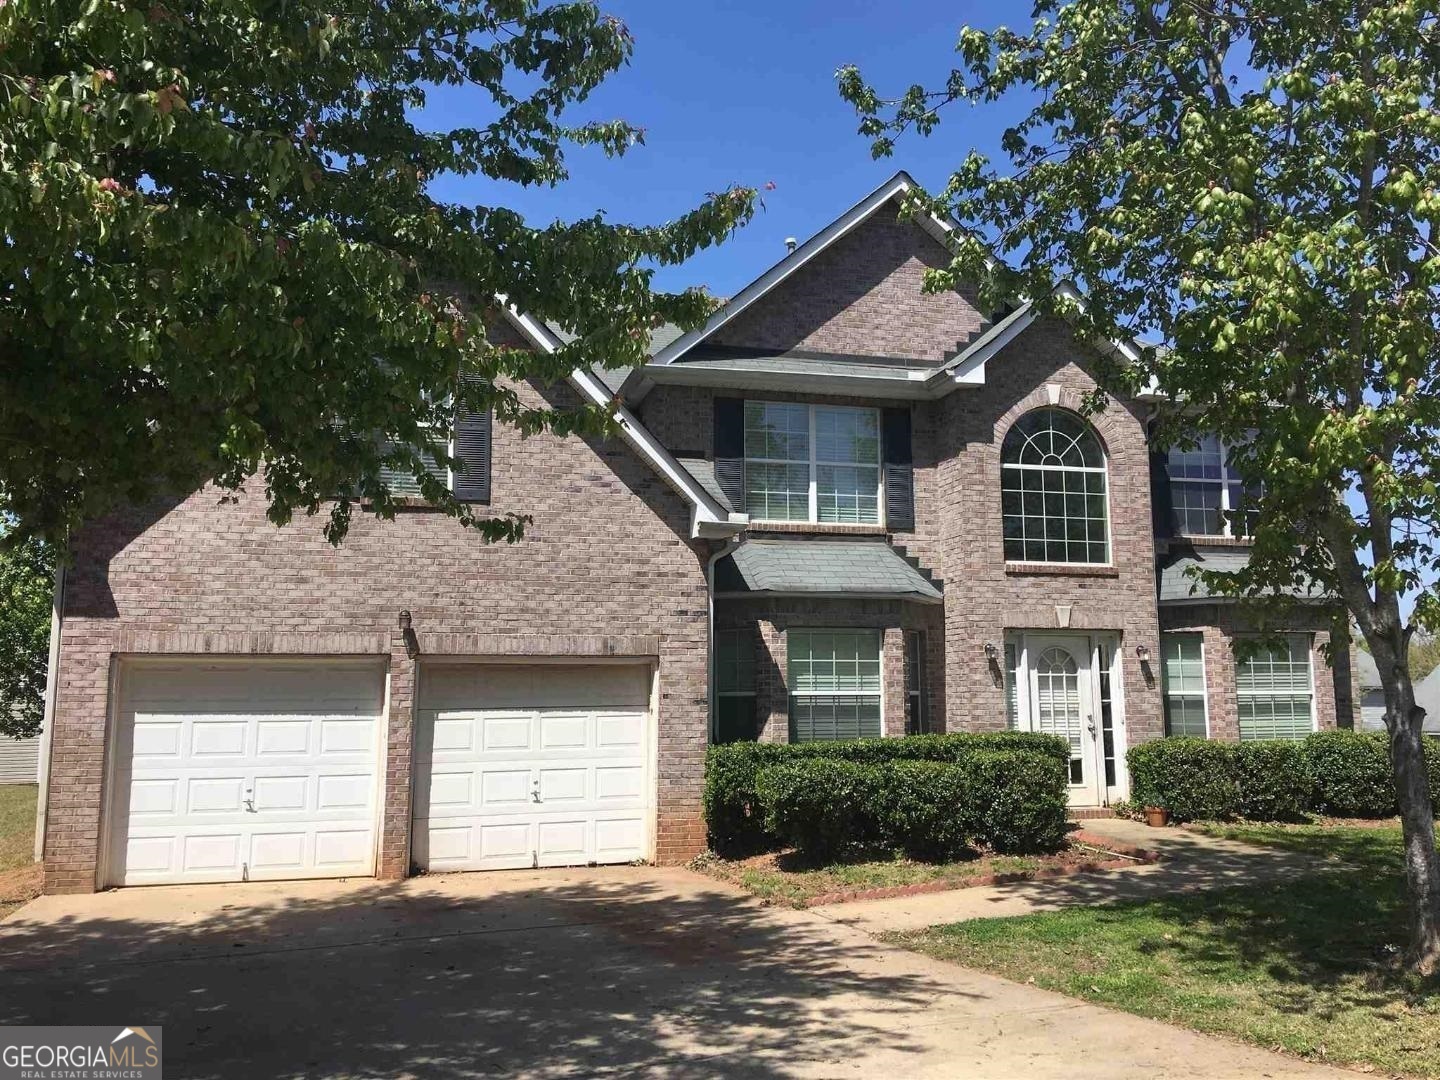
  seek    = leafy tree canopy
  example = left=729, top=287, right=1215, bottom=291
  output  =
left=0, top=512, right=51, bottom=738
left=0, top=0, right=756, bottom=544
left=839, top=0, right=1440, bottom=966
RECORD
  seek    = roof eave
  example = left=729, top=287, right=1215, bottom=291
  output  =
left=714, top=589, right=944, bottom=605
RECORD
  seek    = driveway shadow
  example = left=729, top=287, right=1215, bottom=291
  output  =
left=0, top=869, right=953, bottom=1079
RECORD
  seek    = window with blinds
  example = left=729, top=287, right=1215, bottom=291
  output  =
left=1161, top=634, right=1209, bottom=737
left=1236, top=634, right=1315, bottom=740
left=787, top=629, right=882, bottom=741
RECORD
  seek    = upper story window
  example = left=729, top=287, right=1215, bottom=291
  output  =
left=1167, top=435, right=1255, bottom=538
left=743, top=402, right=881, bottom=524
left=1001, top=407, right=1109, bottom=564
left=379, top=398, right=492, bottom=503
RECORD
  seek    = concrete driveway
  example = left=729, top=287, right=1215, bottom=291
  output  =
left=0, top=867, right=1348, bottom=1079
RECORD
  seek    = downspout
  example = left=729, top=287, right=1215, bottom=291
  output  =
left=706, top=538, right=743, bottom=744
left=33, top=558, right=66, bottom=863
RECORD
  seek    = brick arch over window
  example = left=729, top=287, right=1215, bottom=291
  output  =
left=998, top=405, right=1111, bottom=565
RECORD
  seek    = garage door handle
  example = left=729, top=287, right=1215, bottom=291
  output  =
left=244, top=788, right=256, bottom=813
left=531, top=778, right=541, bottom=804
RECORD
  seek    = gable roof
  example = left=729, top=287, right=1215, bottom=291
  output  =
left=648, top=170, right=958, bottom=370
left=499, top=308, right=744, bottom=538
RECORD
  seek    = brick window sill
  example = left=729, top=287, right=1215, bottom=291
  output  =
left=1004, top=562, right=1121, bottom=578
left=748, top=521, right=891, bottom=536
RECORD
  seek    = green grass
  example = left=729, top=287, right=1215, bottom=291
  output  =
left=892, top=823, right=1440, bottom=1077
left=0, top=784, right=36, bottom=874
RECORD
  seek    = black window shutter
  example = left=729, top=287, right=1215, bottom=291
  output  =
left=452, top=405, right=492, bottom=504
left=713, top=397, right=745, bottom=510
left=882, top=407, right=915, bottom=531
left=1149, top=450, right=1174, bottom=537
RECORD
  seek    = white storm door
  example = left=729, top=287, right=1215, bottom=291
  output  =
left=1024, top=634, right=1104, bottom=806
left=109, top=660, right=384, bottom=886
left=413, top=664, right=652, bottom=872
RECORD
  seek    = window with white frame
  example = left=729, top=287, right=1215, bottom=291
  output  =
left=714, top=628, right=758, bottom=744
left=1161, top=633, right=1209, bottom=737
left=1001, top=408, right=1109, bottom=564
left=1236, top=634, right=1315, bottom=740
left=744, top=402, right=881, bottom=524
left=788, top=629, right=882, bottom=741
left=1167, top=434, right=1257, bottom=537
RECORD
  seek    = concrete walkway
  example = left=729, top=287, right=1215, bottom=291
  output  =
left=0, top=864, right=1349, bottom=1079
left=812, top=819, right=1329, bottom=934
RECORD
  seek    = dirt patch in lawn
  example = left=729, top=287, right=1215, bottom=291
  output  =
left=0, top=862, right=41, bottom=921
left=695, top=832, right=1153, bottom=908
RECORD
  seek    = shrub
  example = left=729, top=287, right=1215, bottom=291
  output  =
left=752, top=750, right=1069, bottom=861
left=1126, top=737, right=1240, bottom=822
left=1235, top=741, right=1311, bottom=821
left=704, top=731, right=1070, bottom=852
left=1304, top=730, right=1394, bottom=817
left=753, top=760, right=876, bottom=859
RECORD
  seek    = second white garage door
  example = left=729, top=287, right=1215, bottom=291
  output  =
left=413, top=664, right=652, bottom=872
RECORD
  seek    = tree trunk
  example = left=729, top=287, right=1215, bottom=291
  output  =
left=1377, top=640, right=1440, bottom=973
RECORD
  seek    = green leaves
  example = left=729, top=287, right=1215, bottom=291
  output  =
left=0, top=0, right=757, bottom=544
left=838, top=0, right=1440, bottom=652
left=0, top=516, right=52, bottom=738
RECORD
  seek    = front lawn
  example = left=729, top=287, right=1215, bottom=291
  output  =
left=0, top=785, right=40, bottom=919
left=696, top=839, right=1135, bottom=908
left=891, top=822, right=1440, bottom=1077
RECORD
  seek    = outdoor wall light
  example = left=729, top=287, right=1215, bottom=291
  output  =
left=1135, top=644, right=1151, bottom=663
left=983, top=642, right=1000, bottom=662
left=399, top=609, right=421, bottom=660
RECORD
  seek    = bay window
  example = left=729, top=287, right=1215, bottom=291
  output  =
left=744, top=402, right=881, bottom=524
left=788, top=629, right=882, bottom=741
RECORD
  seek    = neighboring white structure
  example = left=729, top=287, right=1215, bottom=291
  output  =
left=0, top=733, right=40, bottom=784
left=1357, top=650, right=1440, bottom=734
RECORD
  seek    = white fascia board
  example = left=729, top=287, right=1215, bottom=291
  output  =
left=713, top=589, right=944, bottom=606
left=500, top=307, right=744, bottom=539
left=929, top=306, right=1038, bottom=390
left=650, top=170, right=961, bottom=369
left=639, top=361, right=937, bottom=400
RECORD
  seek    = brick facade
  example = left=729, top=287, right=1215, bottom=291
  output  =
left=41, top=186, right=1355, bottom=893
left=709, top=197, right=989, bottom=363
left=1159, top=603, right=1351, bottom=739
left=44, top=373, right=713, bottom=893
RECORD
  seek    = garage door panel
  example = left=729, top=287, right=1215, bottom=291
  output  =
left=412, top=664, right=652, bottom=873
left=108, top=661, right=384, bottom=887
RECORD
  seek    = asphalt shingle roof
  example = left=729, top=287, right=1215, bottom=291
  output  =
left=715, top=540, right=942, bottom=602
left=1158, top=547, right=1328, bottom=604
left=675, top=457, right=732, bottom=513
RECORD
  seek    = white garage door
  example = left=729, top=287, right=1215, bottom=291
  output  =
left=107, top=660, right=385, bottom=887
left=413, top=664, right=652, bottom=872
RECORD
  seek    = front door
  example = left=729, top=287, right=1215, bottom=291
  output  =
left=1023, top=634, right=1105, bottom=806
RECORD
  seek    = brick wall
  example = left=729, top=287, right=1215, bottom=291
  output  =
left=925, top=318, right=1167, bottom=747
left=716, top=596, right=944, bottom=742
left=45, top=371, right=713, bottom=892
left=709, top=198, right=988, bottom=362
left=1159, top=603, right=1351, bottom=739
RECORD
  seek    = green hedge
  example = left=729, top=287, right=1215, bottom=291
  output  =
left=705, top=731, right=1071, bottom=852
left=1126, top=729, right=1440, bottom=823
left=753, top=750, right=1069, bottom=860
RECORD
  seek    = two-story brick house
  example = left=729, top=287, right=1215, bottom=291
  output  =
left=36, top=171, right=1354, bottom=893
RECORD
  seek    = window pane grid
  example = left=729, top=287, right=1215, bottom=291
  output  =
left=1002, top=457, right=1109, bottom=564
left=1236, top=635, right=1313, bottom=740
left=743, top=402, right=880, bottom=525
left=1162, top=633, right=1208, bottom=737
left=1167, top=434, right=1256, bottom=538
left=789, top=630, right=882, bottom=741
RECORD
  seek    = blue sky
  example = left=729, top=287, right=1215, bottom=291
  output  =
left=426, top=0, right=1026, bottom=296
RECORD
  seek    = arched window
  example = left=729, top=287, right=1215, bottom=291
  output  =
left=1001, top=407, right=1109, bottom=564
